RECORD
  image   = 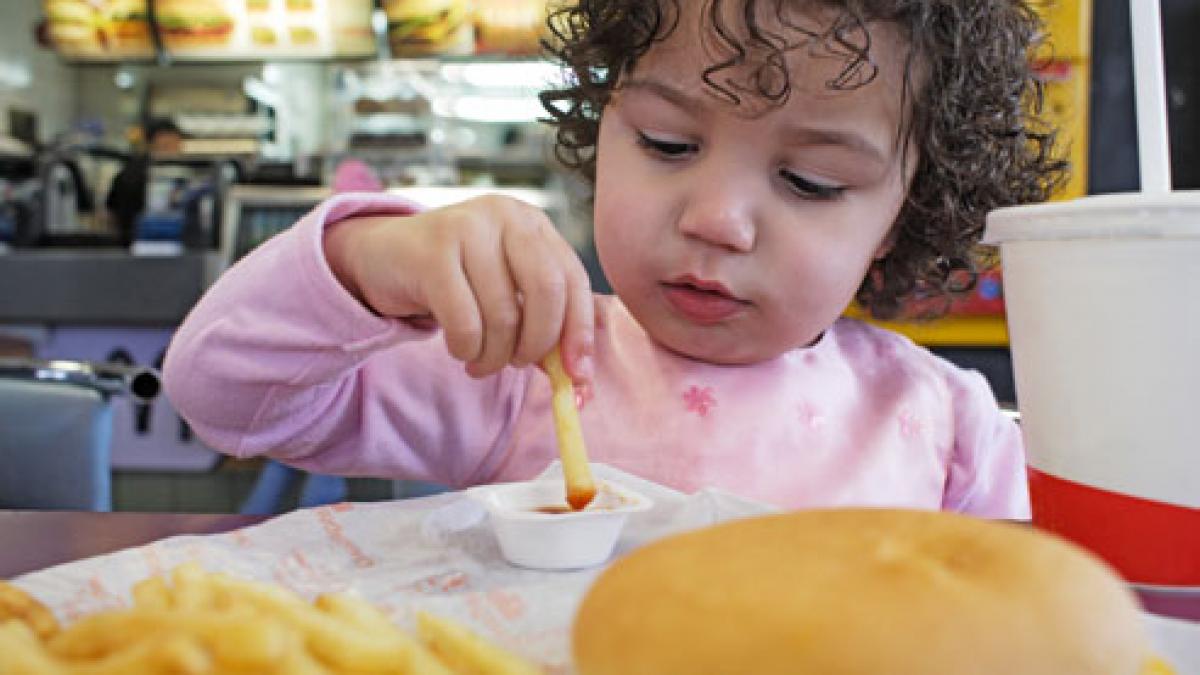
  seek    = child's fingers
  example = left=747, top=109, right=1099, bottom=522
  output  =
left=461, top=230, right=522, bottom=378
left=426, top=248, right=486, bottom=365
left=505, top=222, right=570, bottom=368
left=557, top=240, right=596, bottom=385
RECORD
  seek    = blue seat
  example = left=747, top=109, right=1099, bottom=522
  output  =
left=0, top=378, right=113, bottom=510
left=239, top=460, right=348, bottom=515
left=239, top=461, right=449, bottom=514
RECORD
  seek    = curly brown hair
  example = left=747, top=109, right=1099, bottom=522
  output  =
left=539, top=0, right=1068, bottom=319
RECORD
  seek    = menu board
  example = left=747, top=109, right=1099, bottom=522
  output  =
left=473, top=0, right=549, bottom=56
left=44, top=0, right=375, bottom=61
left=44, top=0, right=156, bottom=61
left=156, top=0, right=375, bottom=60
left=381, top=0, right=550, bottom=57
left=382, top=0, right=475, bottom=57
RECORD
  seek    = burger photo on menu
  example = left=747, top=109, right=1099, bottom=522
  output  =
left=44, top=0, right=97, bottom=54
left=103, top=0, right=153, bottom=52
left=156, top=0, right=235, bottom=51
left=383, top=0, right=474, bottom=56
left=45, top=0, right=154, bottom=58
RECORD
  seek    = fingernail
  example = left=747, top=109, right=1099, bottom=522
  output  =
left=575, top=383, right=594, bottom=409
left=574, top=354, right=594, bottom=381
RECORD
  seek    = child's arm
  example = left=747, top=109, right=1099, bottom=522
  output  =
left=940, top=369, right=1031, bottom=519
left=324, top=193, right=595, bottom=383
left=163, top=193, right=591, bottom=486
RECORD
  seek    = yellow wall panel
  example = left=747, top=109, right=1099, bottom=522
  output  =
left=1032, top=0, right=1092, bottom=61
left=1039, top=60, right=1090, bottom=200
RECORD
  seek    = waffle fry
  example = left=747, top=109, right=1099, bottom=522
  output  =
left=0, top=564, right=543, bottom=674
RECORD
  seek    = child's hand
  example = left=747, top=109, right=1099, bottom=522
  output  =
left=324, top=195, right=595, bottom=384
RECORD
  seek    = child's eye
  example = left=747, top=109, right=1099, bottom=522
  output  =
left=779, top=169, right=846, bottom=200
left=636, top=131, right=697, bottom=158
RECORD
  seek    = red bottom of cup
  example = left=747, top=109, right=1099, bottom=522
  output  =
left=1028, top=466, right=1200, bottom=586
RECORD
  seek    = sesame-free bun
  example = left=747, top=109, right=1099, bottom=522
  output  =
left=573, top=509, right=1157, bottom=675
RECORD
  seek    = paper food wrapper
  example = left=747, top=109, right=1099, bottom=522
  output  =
left=10, top=463, right=775, bottom=673
left=1143, top=611, right=1200, bottom=674
left=12, top=462, right=1196, bottom=674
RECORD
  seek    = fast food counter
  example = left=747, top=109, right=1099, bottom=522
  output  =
left=0, top=249, right=218, bottom=326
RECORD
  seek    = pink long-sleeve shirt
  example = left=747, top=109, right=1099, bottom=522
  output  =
left=164, top=193, right=1030, bottom=518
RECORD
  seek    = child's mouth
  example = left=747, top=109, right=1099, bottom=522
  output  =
left=661, top=279, right=749, bottom=324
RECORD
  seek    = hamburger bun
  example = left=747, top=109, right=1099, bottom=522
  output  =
left=573, top=509, right=1166, bottom=675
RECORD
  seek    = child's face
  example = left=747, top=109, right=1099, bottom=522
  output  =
left=592, top=4, right=914, bottom=364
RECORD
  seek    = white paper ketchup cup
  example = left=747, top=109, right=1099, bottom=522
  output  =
left=467, top=479, right=652, bottom=570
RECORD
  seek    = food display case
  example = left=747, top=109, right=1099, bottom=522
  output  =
left=218, top=183, right=562, bottom=273
left=219, top=184, right=329, bottom=268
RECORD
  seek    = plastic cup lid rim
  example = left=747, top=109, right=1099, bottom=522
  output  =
left=983, top=190, right=1200, bottom=243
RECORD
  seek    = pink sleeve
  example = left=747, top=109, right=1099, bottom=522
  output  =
left=163, top=192, right=531, bottom=488
left=941, top=367, right=1031, bottom=519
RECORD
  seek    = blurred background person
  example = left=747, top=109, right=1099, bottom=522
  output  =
left=104, top=117, right=184, bottom=246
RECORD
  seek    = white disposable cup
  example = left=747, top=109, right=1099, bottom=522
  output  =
left=984, top=191, right=1200, bottom=586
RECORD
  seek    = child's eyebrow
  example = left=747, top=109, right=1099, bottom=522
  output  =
left=779, top=124, right=887, bottom=165
left=619, top=78, right=706, bottom=113
left=619, top=77, right=887, bottom=165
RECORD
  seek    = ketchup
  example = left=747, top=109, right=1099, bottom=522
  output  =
left=531, top=505, right=575, bottom=514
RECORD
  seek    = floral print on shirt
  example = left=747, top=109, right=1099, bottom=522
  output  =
left=683, top=385, right=717, bottom=417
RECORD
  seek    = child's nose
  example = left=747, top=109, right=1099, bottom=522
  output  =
left=675, top=172, right=757, bottom=253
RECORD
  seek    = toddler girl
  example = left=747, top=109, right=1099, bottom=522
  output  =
left=165, top=0, right=1064, bottom=517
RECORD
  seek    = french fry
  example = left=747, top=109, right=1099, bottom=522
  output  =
left=0, top=619, right=59, bottom=675
left=46, top=607, right=268, bottom=661
left=541, top=346, right=597, bottom=510
left=0, top=581, right=59, bottom=640
left=207, top=575, right=453, bottom=675
left=416, top=611, right=544, bottom=675
left=1144, top=657, right=1178, bottom=675
left=0, top=565, right=544, bottom=675
left=3, top=620, right=212, bottom=675
left=129, top=575, right=171, bottom=611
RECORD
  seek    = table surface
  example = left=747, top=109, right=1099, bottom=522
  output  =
left=2, top=509, right=1197, bottom=623
left=0, top=510, right=267, bottom=579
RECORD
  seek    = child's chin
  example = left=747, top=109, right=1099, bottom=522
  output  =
left=650, top=327, right=776, bottom=366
